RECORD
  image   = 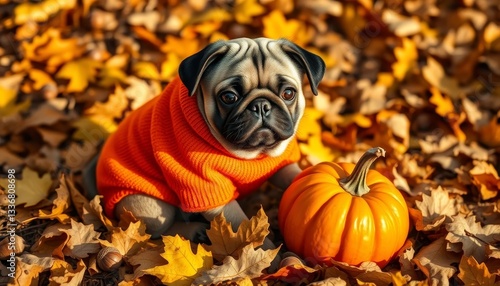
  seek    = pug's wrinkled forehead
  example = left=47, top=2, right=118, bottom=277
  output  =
left=179, top=37, right=325, bottom=97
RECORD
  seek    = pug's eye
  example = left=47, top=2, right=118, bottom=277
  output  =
left=281, top=88, right=296, bottom=101
left=220, top=92, right=239, bottom=104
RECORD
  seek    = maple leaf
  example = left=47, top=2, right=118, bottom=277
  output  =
left=204, top=207, right=270, bottom=261
left=233, top=0, right=266, bottom=24
left=0, top=167, right=52, bottom=207
left=29, top=69, right=56, bottom=91
left=194, top=244, right=280, bottom=285
left=56, top=58, right=102, bottom=93
left=445, top=215, right=500, bottom=263
left=30, top=174, right=72, bottom=224
left=49, top=259, right=86, bottom=285
left=10, top=258, right=45, bottom=286
left=0, top=74, right=31, bottom=117
left=299, top=135, right=336, bottom=165
left=392, top=38, right=418, bottom=81
left=61, top=219, right=101, bottom=259
left=412, top=236, right=461, bottom=286
left=100, top=221, right=151, bottom=257
left=71, top=114, right=118, bottom=142
left=81, top=195, right=115, bottom=231
left=128, top=247, right=167, bottom=280
left=31, top=223, right=71, bottom=259
left=422, top=57, right=464, bottom=99
left=144, top=235, right=213, bottom=286
left=98, top=54, right=130, bottom=87
left=86, top=85, right=129, bottom=119
left=469, top=160, right=500, bottom=200
left=262, top=10, right=312, bottom=46
left=457, top=256, right=498, bottom=286
left=414, top=186, right=458, bottom=231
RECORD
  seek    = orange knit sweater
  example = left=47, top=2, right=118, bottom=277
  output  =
left=96, top=76, right=301, bottom=217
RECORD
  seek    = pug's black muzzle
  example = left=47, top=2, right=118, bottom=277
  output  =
left=222, top=97, right=295, bottom=149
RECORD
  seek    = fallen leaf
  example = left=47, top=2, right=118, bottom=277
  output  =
left=100, top=221, right=151, bottom=257
left=0, top=74, right=31, bottom=117
left=194, top=244, right=280, bottom=285
left=415, top=186, right=458, bottom=231
left=457, top=256, right=497, bottom=286
left=61, top=219, right=101, bottom=259
left=0, top=167, right=53, bottom=207
left=10, top=258, right=45, bottom=286
left=446, top=215, right=500, bottom=263
left=412, top=236, right=461, bottom=286
left=262, top=10, right=312, bottom=46
left=382, top=10, right=421, bottom=37
left=469, top=160, right=500, bottom=200
left=392, top=38, right=418, bottom=81
left=204, top=207, right=270, bottom=261
left=128, top=247, right=167, bottom=280
left=29, top=174, right=72, bottom=224
left=49, top=259, right=86, bottom=285
left=422, top=57, right=464, bottom=99
left=85, top=85, right=129, bottom=119
left=233, top=0, right=266, bottom=24
left=81, top=195, right=115, bottom=231
left=144, top=235, right=213, bottom=286
left=31, top=223, right=71, bottom=259
left=56, top=58, right=102, bottom=93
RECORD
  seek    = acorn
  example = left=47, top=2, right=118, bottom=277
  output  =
left=0, top=235, right=25, bottom=259
left=97, top=247, right=123, bottom=272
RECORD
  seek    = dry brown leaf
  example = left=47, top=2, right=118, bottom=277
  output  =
left=469, top=161, right=500, bottom=200
left=204, top=207, right=270, bottom=261
left=412, top=236, right=461, bottom=286
left=31, top=223, right=71, bottom=259
left=81, top=195, right=115, bottom=231
left=446, top=215, right=500, bottom=263
left=457, top=256, right=497, bottom=286
left=100, top=221, right=151, bottom=257
left=8, top=258, right=45, bottom=286
left=422, top=57, right=464, bottom=99
left=415, top=186, right=458, bottom=231
left=194, top=244, right=280, bottom=285
left=61, top=219, right=101, bottom=259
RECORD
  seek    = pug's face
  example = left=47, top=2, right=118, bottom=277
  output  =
left=179, top=38, right=325, bottom=159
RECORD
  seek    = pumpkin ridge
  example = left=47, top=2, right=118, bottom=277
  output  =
left=304, top=192, right=352, bottom=262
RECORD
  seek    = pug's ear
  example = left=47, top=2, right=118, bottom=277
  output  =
left=279, top=39, right=326, bottom=95
left=178, top=41, right=229, bottom=96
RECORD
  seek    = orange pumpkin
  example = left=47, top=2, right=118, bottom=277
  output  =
left=278, top=147, right=409, bottom=268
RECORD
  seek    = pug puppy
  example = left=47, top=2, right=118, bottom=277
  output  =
left=84, top=38, right=325, bottom=246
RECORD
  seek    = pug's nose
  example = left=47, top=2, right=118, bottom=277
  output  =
left=249, top=98, right=271, bottom=117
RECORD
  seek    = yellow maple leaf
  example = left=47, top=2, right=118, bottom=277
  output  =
left=145, top=235, right=213, bottom=286
left=56, top=58, right=102, bottom=93
left=262, top=10, right=313, bottom=46
left=86, top=85, right=129, bottom=119
left=71, top=114, right=117, bottom=142
left=160, top=35, right=201, bottom=59
left=429, top=87, right=454, bottom=117
left=22, top=28, right=85, bottom=72
left=29, top=69, right=56, bottom=90
left=31, top=174, right=72, bottom=224
left=0, top=167, right=53, bottom=207
left=392, top=38, right=418, bottom=81
left=0, top=73, right=31, bottom=117
left=49, top=259, right=86, bottom=285
left=14, top=0, right=76, bottom=26
left=233, top=0, right=266, bottom=24
left=204, top=207, right=270, bottom=261
left=98, top=54, right=129, bottom=88
left=299, top=135, right=337, bottom=165
left=133, top=61, right=161, bottom=80
left=296, top=107, right=324, bottom=141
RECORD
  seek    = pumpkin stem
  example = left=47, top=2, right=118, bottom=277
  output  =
left=339, top=147, right=386, bottom=196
